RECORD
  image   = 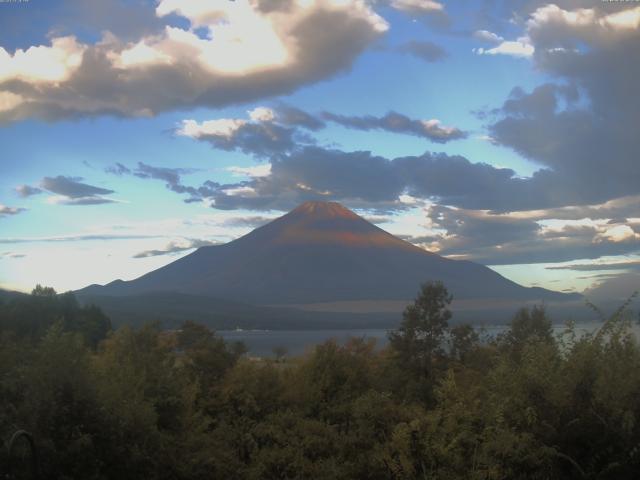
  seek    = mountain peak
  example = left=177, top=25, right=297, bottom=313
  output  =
left=291, top=201, right=360, bottom=220
left=251, top=200, right=419, bottom=251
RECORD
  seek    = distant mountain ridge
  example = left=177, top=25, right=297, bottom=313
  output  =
left=0, top=288, right=27, bottom=302
left=78, top=201, right=578, bottom=307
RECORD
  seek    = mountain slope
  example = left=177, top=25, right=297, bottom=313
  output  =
left=78, top=201, right=576, bottom=305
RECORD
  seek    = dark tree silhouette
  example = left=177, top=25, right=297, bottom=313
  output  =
left=389, top=281, right=452, bottom=380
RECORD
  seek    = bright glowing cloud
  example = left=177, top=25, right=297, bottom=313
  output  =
left=178, top=119, right=247, bottom=139
left=474, top=39, right=534, bottom=58
left=227, top=164, right=273, bottom=178
left=0, top=0, right=387, bottom=122
left=248, top=107, right=276, bottom=122
left=0, top=36, right=85, bottom=83
left=473, top=30, right=503, bottom=43
left=390, top=0, right=443, bottom=13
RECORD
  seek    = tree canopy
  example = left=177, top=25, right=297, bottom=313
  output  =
left=1, top=284, right=640, bottom=479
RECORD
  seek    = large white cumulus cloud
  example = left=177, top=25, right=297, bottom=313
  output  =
left=0, top=0, right=387, bottom=122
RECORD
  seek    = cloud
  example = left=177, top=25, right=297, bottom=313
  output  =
left=220, top=216, right=274, bottom=228
left=40, top=176, right=113, bottom=198
left=408, top=205, right=640, bottom=265
left=133, top=162, right=200, bottom=194
left=273, top=103, right=326, bottom=131
left=39, top=175, right=116, bottom=205
left=189, top=147, right=528, bottom=213
left=174, top=90, right=640, bottom=215
left=0, top=0, right=387, bottom=122
left=227, top=164, right=272, bottom=178
left=0, top=205, right=27, bottom=217
left=389, top=0, right=444, bottom=14
left=0, top=252, right=26, bottom=259
left=0, top=0, right=166, bottom=48
left=48, top=196, right=118, bottom=206
left=0, top=233, right=159, bottom=244
left=583, top=272, right=640, bottom=302
left=104, top=162, right=131, bottom=176
left=546, top=261, right=640, bottom=272
left=471, top=3, right=640, bottom=216
left=322, top=111, right=466, bottom=143
left=105, top=161, right=219, bottom=202
left=397, top=40, right=448, bottom=62
left=179, top=106, right=466, bottom=162
left=15, top=185, right=43, bottom=197
left=177, top=115, right=305, bottom=158
left=248, top=106, right=275, bottom=122
left=387, top=0, right=450, bottom=29
left=133, top=238, right=220, bottom=258
left=169, top=121, right=609, bottom=212
left=363, top=215, right=392, bottom=224
left=473, top=30, right=504, bottom=43
left=474, top=38, right=534, bottom=57
left=0, top=36, right=86, bottom=84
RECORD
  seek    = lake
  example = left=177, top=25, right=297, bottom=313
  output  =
left=219, top=322, right=640, bottom=357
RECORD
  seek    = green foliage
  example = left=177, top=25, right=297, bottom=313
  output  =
left=1, top=284, right=640, bottom=479
left=0, top=285, right=111, bottom=347
left=389, top=282, right=452, bottom=366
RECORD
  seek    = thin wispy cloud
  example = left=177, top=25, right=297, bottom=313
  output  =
left=0, top=205, right=26, bottom=217
left=133, top=239, right=220, bottom=258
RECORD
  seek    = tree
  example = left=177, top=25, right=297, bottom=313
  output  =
left=449, top=324, right=479, bottom=363
left=389, top=281, right=452, bottom=382
left=272, top=345, right=288, bottom=363
left=501, top=305, right=554, bottom=358
left=31, top=284, right=57, bottom=297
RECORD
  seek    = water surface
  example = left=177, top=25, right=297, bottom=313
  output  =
left=219, top=322, right=640, bottom=357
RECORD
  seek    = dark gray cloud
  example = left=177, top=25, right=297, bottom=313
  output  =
left=38, top=175, right=116, bottom=205
left=322, top=111, right=467, bottom=143
left=194, top=147, right=534, bottom=213
left=397, top=40, right=448, bottom=62
left=15, top=185, right=43, bottom=197
left=40, top=176, right=113, bottom=198
left=0, top=205, right=26, bottom=217
left=133, top=239, right=220, bottom=258
left=274, top=104, right=326, bottom=131
left=486, top=3, right=640, bottom=210
left=105, top=163, right=131, bottom=176
left=146, top=138, right=619, bottom=214
left=255, top=0, right=295, bottom=14
left=105, top=161, right=219, bottom=202
left=56, top=196, right=117, bottom=206
left=181, top=107, right=466, bottom=161
left=133, top=162, right=200, bottom=194
left=405, top=205, right=640, bottom=265
left=208, top=146, right=405, bottom=212
left=181, top=121, right=307, bottom=158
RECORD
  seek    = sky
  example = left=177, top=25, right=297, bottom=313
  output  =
left=1, top=0, right=639, bottom=299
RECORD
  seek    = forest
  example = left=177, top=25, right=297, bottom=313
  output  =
left=1, top=282, right=639, bottom=479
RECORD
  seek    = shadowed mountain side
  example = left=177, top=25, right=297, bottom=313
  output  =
left=78, top=201, right=580, bottom=306
left=75, top=292, right=399, bottom=330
